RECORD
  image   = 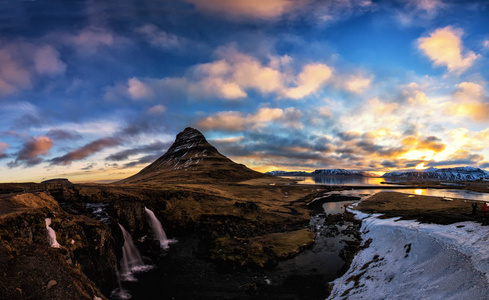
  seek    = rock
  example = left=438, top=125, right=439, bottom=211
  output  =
left=46, top=279, right=57, bottom=290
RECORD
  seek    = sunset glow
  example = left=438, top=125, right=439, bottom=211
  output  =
left=1, top=0, right=489, bottom=182
left=415, top=163, right=429, bottom=170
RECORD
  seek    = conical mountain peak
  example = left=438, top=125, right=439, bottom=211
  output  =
left=119, top=127, right=265, bottom=184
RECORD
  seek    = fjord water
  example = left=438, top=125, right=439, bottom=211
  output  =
left=285, top=175, right=388, bottom=186
left=319, top=188, right=489, bottom=202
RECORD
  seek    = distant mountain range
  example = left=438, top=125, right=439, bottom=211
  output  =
left=382, top=166, right=489, bottom=181
left=268, top=166, right=489, bottom=181
left=267, top=169, right=379, bottom=177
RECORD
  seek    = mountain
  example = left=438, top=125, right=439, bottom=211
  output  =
left=118, top=127, right=266, bottom=184
left=312, top=169, right=379, bottom=177
left=267, top=169, right=379, bottom=177
left=382, top=166, right=489, bottom=181
left=266, top=171, right=310, bottom=176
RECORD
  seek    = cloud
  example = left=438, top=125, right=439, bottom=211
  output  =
left=104, top=77, right=156, bottom=101
left=427, top=149, right=484, bottom=167
left=10, top=136, right=53, bottom=167
left=65, top=27, right=115, bottom=54
left=283, top=63, right=333, bottom=99
left=185, top=0, right=304, bottom=20
left=0, top=46, right=32, bottom=94
left=33, top=45, right=66, bottom=76
left=127, top=77, right=155, bottom=100
left=342, top=74, right=373, bottom=93
left=147, top=104, right=167, bottom=115
left=446, top=82, right=489, bottom=122
left=50, top=137, right=121, bottom=165
left=0, top=142, right=8, bottom=160
left=120, top=45, right=335, bottom=101
left=122, top=154, right=161, bottom=168
left=134, top=24, right=180, bottom=48
left=401, top=84, right=429, bottom=105
left=308, top=0, right=375, bottom=25
left=197, top=111, right=247, bottom=131
left=197, top=107, right=303, bottom=131
left=406, top=0, right=446, bottom=13
left=396, top=0, right=446, bottom=26
left=401, top=135, right=446, bottom=152
left=81, top=163, right=97, bottom=170
left=0, top=41, right=66, bottom=95
left=105, top=141, right=167, bottom=161
left=46, top=129, right=83, bottom=140
left=418, top=26, right=479, bottom=74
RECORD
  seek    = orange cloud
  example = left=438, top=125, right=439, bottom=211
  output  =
left=343, top=74, right=373, bottom=93
left=283, top=63, right=333, bottom=99
left=402, top=135, right=446, bottom=152
left=11, top=136, right=53, bottom=166
left=418, top=26, right=478, bottom=73
left=197, top=107, right=302, bottom=131
left=446, top=82, right=489, bottom=122
left=197, top=111, right=247, bottom=131
left=186, top=0, right=304, bottom=20
left=50, top=137, right=121, bottom=165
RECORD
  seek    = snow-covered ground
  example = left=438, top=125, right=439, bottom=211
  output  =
left=328, top=210, right=489, bottom=299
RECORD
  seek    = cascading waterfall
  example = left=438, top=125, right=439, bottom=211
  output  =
left=45, top=218, right=60, bottom=248
left=111, top=267, right=132, bottom=300
left=144, top=207, right=176, bottom=250
left=118, top=224, right=152, bottom=281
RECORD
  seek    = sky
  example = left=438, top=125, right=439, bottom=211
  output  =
left=1, top=0, right=489, bottom=182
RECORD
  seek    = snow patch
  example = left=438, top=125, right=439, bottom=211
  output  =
left=328, top=212, right=489, bottom=299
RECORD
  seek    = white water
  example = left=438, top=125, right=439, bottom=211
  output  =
left=111, top=267, right=132, bottom=300
left=118, top=224, right=153, bottom=282
left=144, top=207, right=176, bottom=250
left=45, top=218, right=60, bottom=248
left=328, top=211, right=489, bottom=299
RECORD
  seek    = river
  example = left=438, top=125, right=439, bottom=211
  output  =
left=113, top=187, right=489, bottom=299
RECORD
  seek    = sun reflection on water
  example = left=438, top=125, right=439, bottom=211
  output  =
left=414, top=189, right=423, bottom=195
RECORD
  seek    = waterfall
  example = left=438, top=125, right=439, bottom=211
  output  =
left=144, top=207, right=176, bottom=250
left=118, top=224, right=152, bottom=281
left=111, top=267, right=132, bottom=300
left=45, top=218, right=60, bottom=248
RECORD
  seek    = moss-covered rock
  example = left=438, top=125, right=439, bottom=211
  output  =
left=211, top=228, right=315, bottom=268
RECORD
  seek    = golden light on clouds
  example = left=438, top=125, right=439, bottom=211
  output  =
left=418, top=26, right=479, bottom=73
left=415, top=162, right=428, bottom=170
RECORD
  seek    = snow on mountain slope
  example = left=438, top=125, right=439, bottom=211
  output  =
left=383, top=166, right=489, bottom=181
left=266, top=169, right=379, bottom=177
left=328, top=212, right=489, bottom=299
left=118, top=127, right=265, bottom=184
left=312, top=169, right=377, bottom=176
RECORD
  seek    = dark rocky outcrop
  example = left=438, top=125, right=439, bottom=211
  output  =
left=0, top=192, right=118, bottom=299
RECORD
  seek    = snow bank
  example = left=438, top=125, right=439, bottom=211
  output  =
left=328, top=211, right=489, bottom=299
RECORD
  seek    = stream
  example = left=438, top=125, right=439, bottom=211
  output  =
left=112, top=187, right=489, bottom=299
